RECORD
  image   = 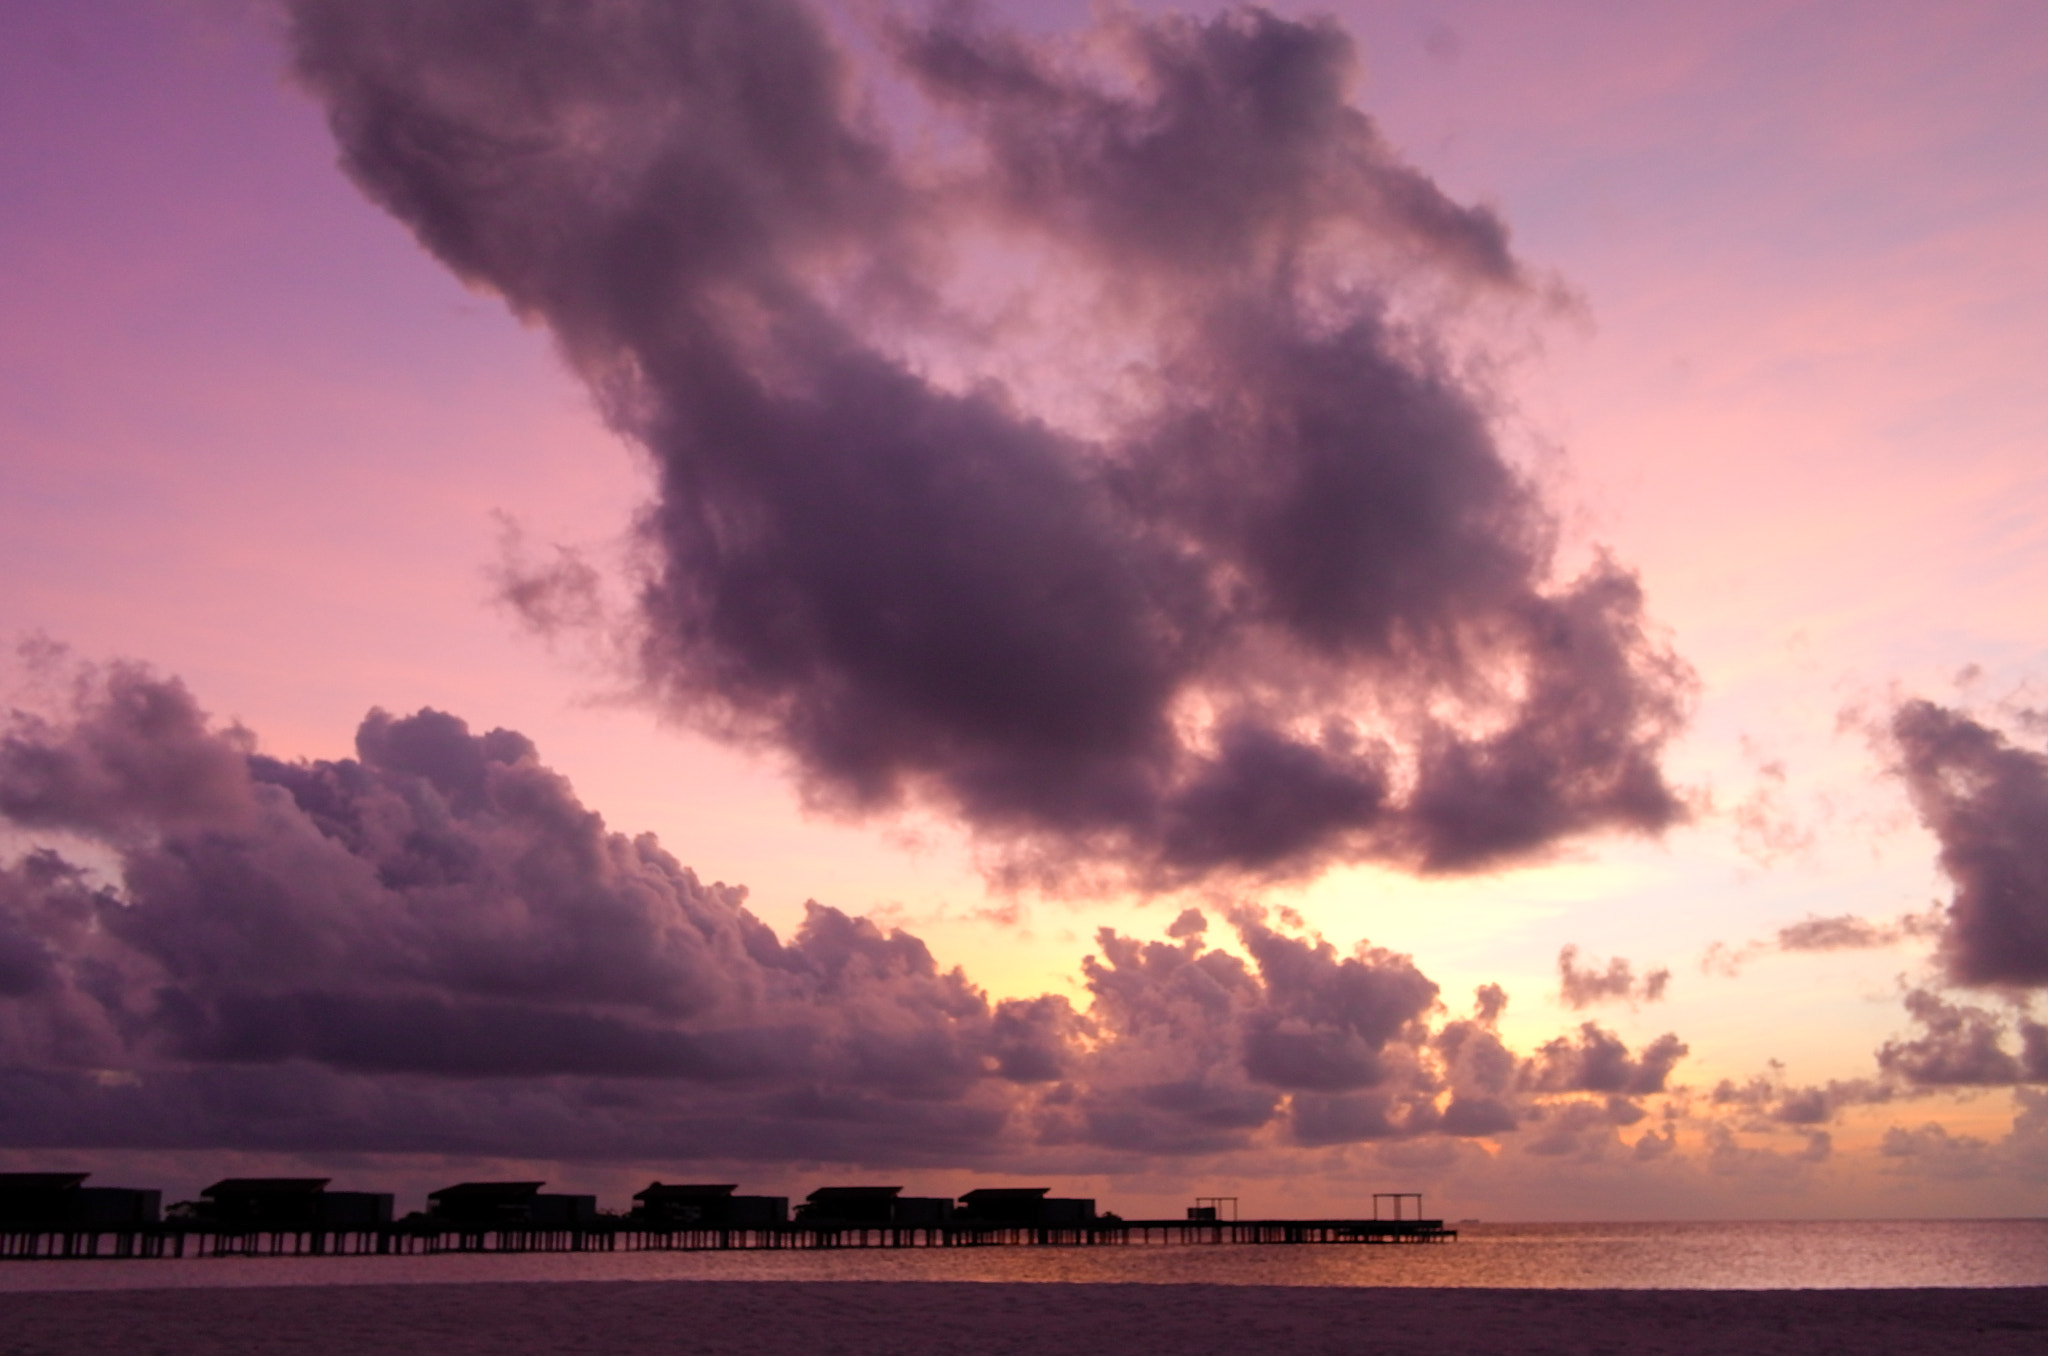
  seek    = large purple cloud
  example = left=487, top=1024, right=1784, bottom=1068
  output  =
left=0, top=661, right=1688, bottom=1163
left=285, top=0, right=1690, bottom=888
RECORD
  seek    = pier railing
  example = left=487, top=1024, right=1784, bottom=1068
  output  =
left=0, top=1215, right=1454, bottom=1260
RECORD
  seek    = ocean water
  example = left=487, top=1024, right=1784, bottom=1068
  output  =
left=1, top=1220, right=2045, bottom=1293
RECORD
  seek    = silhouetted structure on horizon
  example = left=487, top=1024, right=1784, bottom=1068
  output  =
left=426, top=1182, right=597, bottom=1228
left=0, top=1173, right=159, bottom=1229
left=631, top=1183, right=788, bottom=1229
left=197, top=1178, right=393, bottom=1229
left=958, top=1187, right=1095, bottom=1227
left=794, top=1186, right=955, bottom=1228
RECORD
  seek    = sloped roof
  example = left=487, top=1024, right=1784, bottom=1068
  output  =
left=203, top=1178, right=331, bottom=1196
left=0, top=1173, right=90, bottom=1191
left=428, top=1182, right=545, bottom=1203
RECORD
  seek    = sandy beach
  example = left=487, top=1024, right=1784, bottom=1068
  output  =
left=0, top=1281, right=2043, bottom=1355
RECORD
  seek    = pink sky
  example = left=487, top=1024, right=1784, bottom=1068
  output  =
left=2, top=0, right=2045, bottom=1220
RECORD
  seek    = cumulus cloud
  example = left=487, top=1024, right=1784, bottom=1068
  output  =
left=1874, top=988, right=2044, bottom=1088
left=1708, top=1066, right=1890, bottom=1128
left=1698, top=986, right=2044, bottom=1136
left=0, top=659, right=1692, bottom=1164
left=1704, top=1123, right=1831, bottom=1179
left=285, top=0, right=1690, bottom=890
left=1878, top=1089, right=2048, bottom=1186
left=1050, top=905, right=1446, bottom=1151
left=1693, top=986, right=2044, bottom=1149
left=2025, top=1018, right=2048, bottom=1084
left=0, top=660, right=255, bottom=841
left=1520, top=1097, right=1654, bottom=1160
left=1556, top=944, right=1669, bottom=1009
left=1526, top=1022, right=1687, bottom=1100
left=1890, top=700, right=2048, bottom=986
left=1433, top=1011, right=1519, bottom=1136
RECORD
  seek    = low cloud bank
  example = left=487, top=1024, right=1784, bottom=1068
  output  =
left=0, top=659, right=1689, bottom=1165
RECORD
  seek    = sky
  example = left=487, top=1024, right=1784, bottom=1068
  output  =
left=1, top=0, right=2045, bottom=1221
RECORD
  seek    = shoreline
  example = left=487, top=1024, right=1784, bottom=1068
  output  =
left=2, top=1280, right=2044, bottom=1355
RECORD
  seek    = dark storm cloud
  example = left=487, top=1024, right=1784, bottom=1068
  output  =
left=1556, top=944, right=1669, bottom=1009
left=1889, top=700, right=2048, bottom=986
left=285, top=0, right=1689, bottom=887
left=0, top=661, right=1690, bottom=1161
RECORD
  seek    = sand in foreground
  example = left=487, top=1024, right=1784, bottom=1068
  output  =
left=1, top=1280, right=2043, bottom=1355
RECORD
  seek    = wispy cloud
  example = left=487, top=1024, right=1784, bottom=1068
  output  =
left=1701, top=908, right=1941, bottom=977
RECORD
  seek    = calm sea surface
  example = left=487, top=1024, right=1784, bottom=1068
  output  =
left=2, top=1220, right=2045, bottom=1292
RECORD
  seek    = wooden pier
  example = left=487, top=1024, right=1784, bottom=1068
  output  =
left=0, top=1214, right=1454, bottom=1261
left=0, top=1175, right=1453, bottom=1260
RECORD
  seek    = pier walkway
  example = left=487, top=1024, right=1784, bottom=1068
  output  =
left=0, top=1215, right=1454, bottom=1260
